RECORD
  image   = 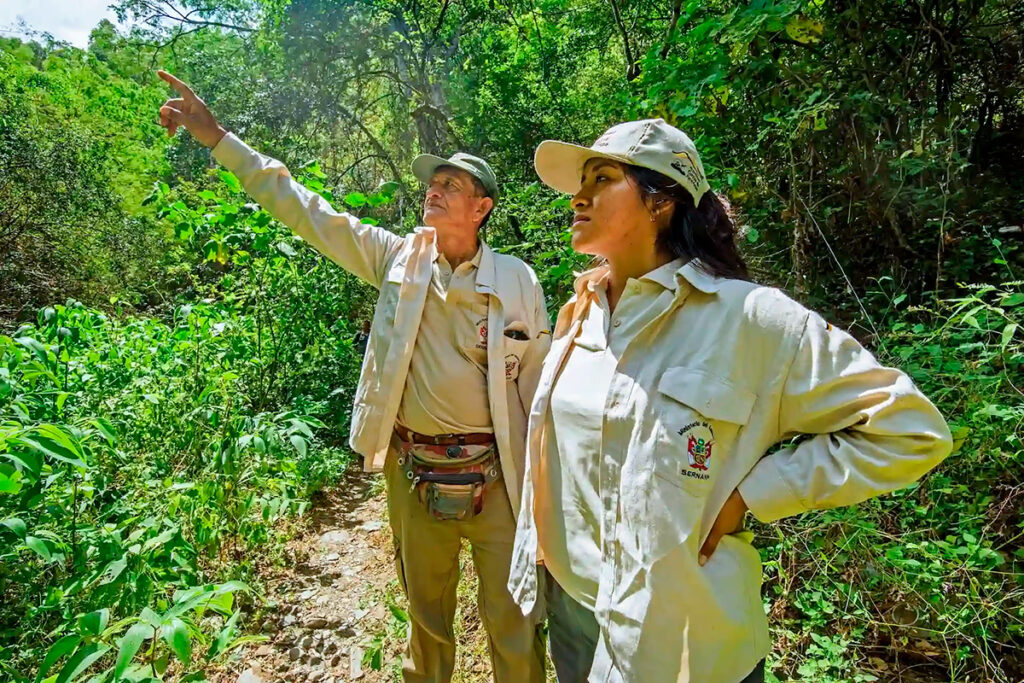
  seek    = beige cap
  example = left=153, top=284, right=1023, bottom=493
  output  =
left=534, top=118, right=711, bottom=206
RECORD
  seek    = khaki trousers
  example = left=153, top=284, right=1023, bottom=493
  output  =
left=384, top=444, right=546, bottom=683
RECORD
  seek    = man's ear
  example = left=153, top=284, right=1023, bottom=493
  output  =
left=478, top=196, right=494, bottom=217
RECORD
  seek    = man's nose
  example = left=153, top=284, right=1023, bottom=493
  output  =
left=571, top=191, right=589, bottom=210
left=425, top=186, right=442, bottom=201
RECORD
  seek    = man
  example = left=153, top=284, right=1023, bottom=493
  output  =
left=156, top=70, right=549, bottom=682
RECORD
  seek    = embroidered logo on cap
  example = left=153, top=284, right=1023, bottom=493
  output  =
left=670, top=150, right=704, bottom=190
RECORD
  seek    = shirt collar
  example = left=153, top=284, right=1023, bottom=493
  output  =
left=676, top=259, right=725, bottom=294
left=640, top=258, right=687, bottom=291
left=572, top=257, right=724, bottom=297
left=437, top=244, right=483, bottom=270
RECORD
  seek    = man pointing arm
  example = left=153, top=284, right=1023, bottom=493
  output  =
left=157, top=71, right=549, bottom=682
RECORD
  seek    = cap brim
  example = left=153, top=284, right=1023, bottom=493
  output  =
left=534, top=140, right=632, bottom=195
left=411, top=154, right=451, bottom=185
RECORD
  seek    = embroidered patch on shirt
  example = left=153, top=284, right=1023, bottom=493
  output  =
left=678, top=421, right=714, bottom=480
left=475, top=317, right=488, bottom=349
left=504, top=353, right=521, bottom=381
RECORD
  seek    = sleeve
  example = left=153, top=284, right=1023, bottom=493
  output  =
left=212, top=133, right=403, bottom=289
left=737, top=310, right=953, bottom=523
left=515, top=277, right=553, bottom=410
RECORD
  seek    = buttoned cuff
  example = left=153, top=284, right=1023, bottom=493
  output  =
left=211, top=132, right=255, bottom=175
left=738, top=448, right=808, bottom=523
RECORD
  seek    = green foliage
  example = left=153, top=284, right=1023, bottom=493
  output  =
left=757, top=280, right=1024, bottom=681
left=635, top=0, right=1024, bottom=307
left=0, top=40, right=172, bottom=317
left=4, top=0, right=1024, bottom=678
left=0, top=164, right=373, bottom=680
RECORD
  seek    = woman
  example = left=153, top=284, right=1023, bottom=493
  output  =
left=507, top=119, right=952, bottom=682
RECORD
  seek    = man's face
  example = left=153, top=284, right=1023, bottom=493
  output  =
left=422, top=167, right=493, bottom=232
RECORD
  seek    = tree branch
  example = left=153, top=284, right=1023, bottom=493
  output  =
left=659, top=0, right=683, bottom=60
left=607, top=0, right=641, bottom=80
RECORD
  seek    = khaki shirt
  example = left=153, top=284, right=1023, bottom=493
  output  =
left=212, top=134, right=551, bottom=513
left=510, top=260, right=952, bottom=682
left=539, top=260, right=685, bottom=609
left=396, top=249, right=493, bottom=435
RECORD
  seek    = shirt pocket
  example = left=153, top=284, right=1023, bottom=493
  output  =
left=651, top=366, right=756, bottom=493
left=501, top=325, right=531, bottom=382
left=457, top=301, right=490, bottom=371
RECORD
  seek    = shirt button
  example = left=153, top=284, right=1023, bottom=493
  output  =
left=613, top=319, right=622, bottom=328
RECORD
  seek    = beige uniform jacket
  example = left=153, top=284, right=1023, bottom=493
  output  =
left=212, top=134, right=551, bottom=514
left=509, top=260, right=952, bottom=682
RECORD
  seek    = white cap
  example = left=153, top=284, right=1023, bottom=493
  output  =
left=534, top=119, right=711, bottom=206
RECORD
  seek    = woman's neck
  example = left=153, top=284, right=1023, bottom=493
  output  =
left=605, top=247, right=675, bottom=311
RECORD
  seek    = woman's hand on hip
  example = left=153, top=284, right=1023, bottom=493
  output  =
left=699, top=488, right=748, bottom=566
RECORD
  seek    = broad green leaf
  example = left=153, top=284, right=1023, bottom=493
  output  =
left=388, top=603, right=410, bottom=623
left=1000, top=293, right=1024, bottom=307
left=0, top=469, right=23, bottom=494
left=377, top=181, right=399, bottom=197
left=289, top=434, right=307, bottom=458
left=78, top=609, right=110, bottom=636
left=17, top=424, right=88, bottom=469
left=1002, top=323, right=1018, bottom=349
left=218, top=170, right=242, bottom=193
left=0, top=449, right=41, bottom=476
left=97, top=556, right=128, bottom=586
left=344, top=192, right=368, bottom=207
left=205, top=590, right=234, bottom=616
left=15, top=336, right=49, bottom=363
left=142, top=527, right=177, bottom=554
left=89, top=418, right=117, bottom=445
left=138, top=607, right=163, bottom=629
left=165, top=581, right=247, bottom=620
left=25, top=535, right=52, bottom=562
left=275, top=241, right=298, bottom=257
left=113, top=623, right=153, bottom=678
left=161, top=618, right=192, bottom=664
left=2, top=517, right=28, bottom=539
left=34, top=634, right=81, bottom=683
left=55, top=643, right=109, bottom=683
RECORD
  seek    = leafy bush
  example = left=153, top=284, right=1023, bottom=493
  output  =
left=0, top=163, right=380, bottom=680
left=758, top=280, right=1024, bottom=681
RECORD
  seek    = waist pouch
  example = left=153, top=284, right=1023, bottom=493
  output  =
left=397, top=441, right=499, bottom=521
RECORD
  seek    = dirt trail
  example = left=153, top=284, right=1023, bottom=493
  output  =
left=219, top=464, right=398, bottom=683
left=216, top=461, right=496, bottom=683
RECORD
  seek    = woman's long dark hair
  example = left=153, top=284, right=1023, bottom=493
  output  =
left=623, top=164, right=748, bottom=281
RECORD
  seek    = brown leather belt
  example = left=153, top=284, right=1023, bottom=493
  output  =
left=394, top=425, right=495, bottom=446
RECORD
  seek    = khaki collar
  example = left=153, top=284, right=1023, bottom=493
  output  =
left=572, top=258, right=723, bottom=298
left=420, top=227, right=497, bottom=297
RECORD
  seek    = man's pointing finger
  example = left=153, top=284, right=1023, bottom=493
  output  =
left=157, top=70, right=197, bottom=100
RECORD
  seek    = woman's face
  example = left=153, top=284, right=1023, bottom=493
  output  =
left=570, top=159, right=662, bottom=259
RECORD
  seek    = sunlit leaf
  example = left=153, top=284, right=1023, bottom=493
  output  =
left=113, top=623, right=153, bottom=678
left=78, top=609, right=110, bottom=636
left=161, top=618, right=192, bottom=664
left=34, top=634, right=81, bottom=683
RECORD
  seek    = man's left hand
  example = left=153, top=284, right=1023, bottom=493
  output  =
left=699, top=488, right=748, bottom=566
